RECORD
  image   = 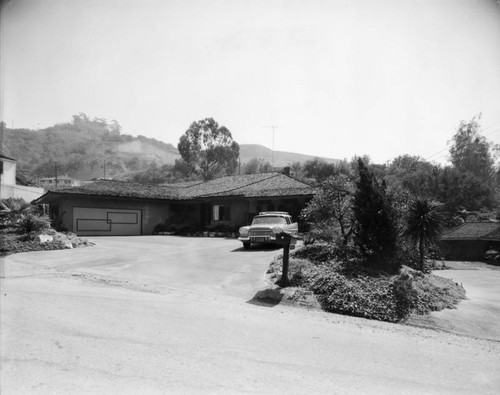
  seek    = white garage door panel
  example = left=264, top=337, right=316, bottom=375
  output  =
left=73, top=207, right=142, bottom=236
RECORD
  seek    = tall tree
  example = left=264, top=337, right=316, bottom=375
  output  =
left=353, top=159, right=398, bottom=272
left=177, top=118, right=240, bottom=181
left=403, top=198, right=444, bottom=271
left=450, top=115, right=498, bottom=182
left=301, top=174, right=355, bottom=245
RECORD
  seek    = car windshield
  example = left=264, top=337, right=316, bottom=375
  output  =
left=252, top=216, right=287, bottom=225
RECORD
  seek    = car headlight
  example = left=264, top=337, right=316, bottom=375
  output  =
left=272, top=226, right=284, bottom=235
left=239, top=227, right=249, bottom=236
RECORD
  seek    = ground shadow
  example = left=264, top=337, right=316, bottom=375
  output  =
left=231, top=245, right=283, bottom=253
left=246, top=289, right=283, bottom=307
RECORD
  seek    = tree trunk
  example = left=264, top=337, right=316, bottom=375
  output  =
left=419, top=236, right=425, bottom=271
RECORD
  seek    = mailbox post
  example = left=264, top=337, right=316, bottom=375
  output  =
left=274, top=231, right=293, bottom=287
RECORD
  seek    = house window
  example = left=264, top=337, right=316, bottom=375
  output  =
left=213, top=205, right=231, bottom=221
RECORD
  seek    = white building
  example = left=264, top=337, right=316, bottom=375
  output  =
left=38, top=175, right=81, bottom=189
left=0, top=154, right=44, bottom=201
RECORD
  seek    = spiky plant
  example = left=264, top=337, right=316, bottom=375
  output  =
left=17, top=214, right=50, bottom=239
left=403, top=198, right=444, bottom=271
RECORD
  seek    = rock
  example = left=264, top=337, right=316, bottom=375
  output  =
left=393, top=270, right=416, bottom=306
left=53, top=233, right=69, bottom=244
left=35, top=234, right=53, bottom=244
left=63, top=241, right=73, bottom=249
left=42, top=228, right=58, bottom=236
left=66, top=232, right=78, bottom=241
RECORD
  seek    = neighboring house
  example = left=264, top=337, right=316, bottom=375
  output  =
left=441, top=222, right=500, bottom=261
left=38, top=175, right=81, bottom=189
left=33, top=172, right=314, bottom=236
left=0, top=154, right=44, bottom=201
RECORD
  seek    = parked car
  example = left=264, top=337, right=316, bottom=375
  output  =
left=238, top=211, right=298, bottom=249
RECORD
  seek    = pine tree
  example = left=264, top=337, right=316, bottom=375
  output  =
left=353, top=159, right=399, bottom=272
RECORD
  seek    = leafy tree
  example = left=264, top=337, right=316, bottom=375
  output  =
left=403, top=198, right=444, bottom=271
left=301, top=175, right=355, bottom=245
left=303, top=157, right=337, bottom=182
left=353, top=159, right=398, bottom=272
left=450, top=115, right=498, bottom=182
left=448, top=115, right=498, bottom=209
left=177, top=118, right=240, bottom=181
left=242, top=158, right=273, bottom=174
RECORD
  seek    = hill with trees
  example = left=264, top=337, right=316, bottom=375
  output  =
left=0, top=114, right=338, bottom=184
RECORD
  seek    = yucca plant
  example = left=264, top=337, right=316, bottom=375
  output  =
left=403, top=198, right=444, bottom=271
left=17, top=214, right=50, bottom=239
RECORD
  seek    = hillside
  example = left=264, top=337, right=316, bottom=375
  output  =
left=0, top=116, right=338, bottom=181
left=239, top=144, right=338, bottom=168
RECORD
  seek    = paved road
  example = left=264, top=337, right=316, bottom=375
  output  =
left=1, top=237, right=499, bottom=394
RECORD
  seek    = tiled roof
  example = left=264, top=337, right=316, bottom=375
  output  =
left=180, top=172, right=313, bottom=198
left=34, top=172, right=315, bottom=203
left=441, top=222, right=500, bottom=241
left=39, top=180, right=182, bottom=200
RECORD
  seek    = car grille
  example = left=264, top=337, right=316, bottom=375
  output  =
left=249, top=230, right=272, bottom=237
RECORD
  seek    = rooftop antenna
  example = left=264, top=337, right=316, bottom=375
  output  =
left=264, top=125, right=278, bottom=166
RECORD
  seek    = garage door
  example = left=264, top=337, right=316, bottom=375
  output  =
left=73, top=207, right=142, bottom=236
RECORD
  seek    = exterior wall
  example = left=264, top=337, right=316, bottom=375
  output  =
left=54, top=196, right=170, bottom=235
left=207, top=199, right=249, bottom=229
left=39, top=177, right=80, bottom=189
left=0, top=159, right=16, bottom=186
left=247, top=197, right=310, bottom=227
left=205, top=196, right=311, bottom=229
left=442, top=240, right=500, bottom=261
left=0, top=184, right=44, bottom=201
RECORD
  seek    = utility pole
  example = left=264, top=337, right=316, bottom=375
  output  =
left=103, top=161, right=106, bottom=179
left=54, top=161, right=58, bottom=188
left=264, top=125, right=278, bottom=167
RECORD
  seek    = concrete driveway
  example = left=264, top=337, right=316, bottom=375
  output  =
left=2, top=236, right=279, bottom=300
left=1, top=237, right=499, bottom=394
left=407, top=262, right=500, bottom=341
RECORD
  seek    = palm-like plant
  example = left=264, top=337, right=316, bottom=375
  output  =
left=1, top=198, right=34, bottom=227
left=403, top=198, right=444, bottom=271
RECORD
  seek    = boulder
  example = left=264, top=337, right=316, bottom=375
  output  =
left=53, top=233, right=69, bottom=244
left=35, top=234, right=53, bottom=244
left=62, top=241, right=73, bottom=249
left=42, top=228, right=58, bottom=236
left=66, top=232, right=78, bottom=241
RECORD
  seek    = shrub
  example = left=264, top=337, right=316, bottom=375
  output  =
left=154, top=223, right=169, bottom=233
left=17, top=214, right=50, bottom=237
left=410, top=273, right=466, bottom=314
left=484, top=249, right=500, bottom=265
left=310, top=270, right=400, bottom=322
left=292, top=244, right=337, bottom=263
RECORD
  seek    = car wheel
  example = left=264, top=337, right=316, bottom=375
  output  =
left=243, top=242, right=251, bottom=249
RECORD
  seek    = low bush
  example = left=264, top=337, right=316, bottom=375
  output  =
left=154, top=223, right=169, bottom=233
left=310, top=270, right=400, bottom=322
left=410, top=273, right=466, bottom=314
left=0, top=233, right=67, bottom=255
left=280, top=245, right=467, bottom=323
left=484, top=249, right=500, bottom=265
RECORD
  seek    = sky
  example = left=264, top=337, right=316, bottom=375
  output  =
left=1, top=0, right=500, bottom=164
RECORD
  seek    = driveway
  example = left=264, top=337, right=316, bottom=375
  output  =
left=407, top=262, right=500, bottom=341
left=1, top=236, right=279, bottom=300
left=1, top=237, right=499, bottom=394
